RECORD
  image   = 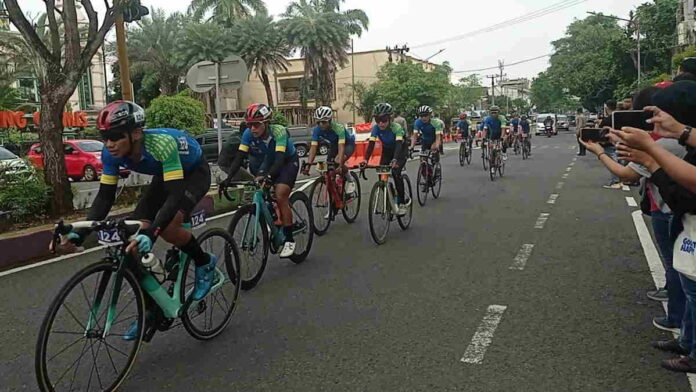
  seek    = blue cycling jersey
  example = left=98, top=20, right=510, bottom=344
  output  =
left=457, top=120, right=470, bottom=133
left=369, top=122, right=405, bottom=147
left=413, top=118, right=443, bottom=144
left=483, top=116, right=503, bottom=139
left=239, top=124, right=296, bottom=158
left=311, top=122, right=355, bottom=147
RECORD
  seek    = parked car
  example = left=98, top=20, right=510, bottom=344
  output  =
left=195, top=128, right=241, bottom=162
left=556, top=114, right=569, bottom=131
left=286, top=125, right=329, bottom=157
left=0, top=146, right=34, bottom=183
left=27, top=139, right=121, bottom=182
left=535, top=113, right=558, bottom=135
left=568, top=114, right=576, bottom=128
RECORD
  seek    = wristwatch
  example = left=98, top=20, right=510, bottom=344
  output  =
left=679, top=126, right=693, bottom=146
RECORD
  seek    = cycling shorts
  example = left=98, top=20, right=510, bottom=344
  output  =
left=275, top=155, right=300, bottom=188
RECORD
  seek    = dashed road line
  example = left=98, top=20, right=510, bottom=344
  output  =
left=569, top=145, right=576, bottom=150
left=622, top=184, right=630, bottom=191
left=562, top=173, right=569, bottom=179
left=547, top=194, right=559, bottom=204
left=460, top=305, right=508, bottom=364
left=626, top=196, right=638, bottom=207
left=569, top=162, right=575, bottom=167
left=565, top=167, right=572, bottom=172
left=534, top=213, right=550, bottom=229
left=540, top=145, right=549, bottom=149
left=509, top=244, right=535, bottom=270
left=553, top=145, right=560, bottom=149
left=556, top=182, right=564, bottom=190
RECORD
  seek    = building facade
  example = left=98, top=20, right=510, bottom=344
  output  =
left=677, top=0, right=696, bottom=47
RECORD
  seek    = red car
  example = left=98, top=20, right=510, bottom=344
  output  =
left=27, top=139, right=126, bottom=182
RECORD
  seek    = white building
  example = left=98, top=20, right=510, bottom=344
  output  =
left=677, top=0, right=696, bottom=47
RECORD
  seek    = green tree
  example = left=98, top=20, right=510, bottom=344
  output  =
left=282, top=0, right=369, bottom=107
left=146, top=95, right=206, bottom=135
left=634, top=0, right=678, bottom=76
left=230, top=13, right=290, bottom=107
left=342, top=81, right=378, bottom=122
left=530, top=71, right=576, bottom=113
left=178, top=21, right=236, bottom=64
left=0, top=59, right=20, bottom=110
left=188, top=0, right=267, bottom=27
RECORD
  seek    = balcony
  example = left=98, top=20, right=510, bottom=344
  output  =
left=279, top=90, right=316, bottom=103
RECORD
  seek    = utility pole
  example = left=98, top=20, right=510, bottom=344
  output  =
left=114, top=13, right=133, bottom=101
left=486, top=75, right=497, bottom=106
left=588, top=11, right=641, bottom=84
left=386, top=44, right=410, bottom=63
left=351, top=39, right=356, bottom=125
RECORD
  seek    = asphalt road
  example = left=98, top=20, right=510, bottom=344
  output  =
left=1, top=132, right=691, bottom=391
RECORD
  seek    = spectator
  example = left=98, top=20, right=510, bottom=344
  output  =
left=575, top=108, right=587, bottom=156
left=599, top=99, right=622, bottom=189
left=393, top=111, right=409, bottom=141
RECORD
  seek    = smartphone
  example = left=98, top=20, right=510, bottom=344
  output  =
left=612, top=110, right=654, bottom=131
left=580, top=128, right=609, bottom=143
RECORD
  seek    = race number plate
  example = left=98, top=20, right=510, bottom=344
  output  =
left=97, top=228, right=123, bottom=246
left=190, top=210, right=207, bottom=229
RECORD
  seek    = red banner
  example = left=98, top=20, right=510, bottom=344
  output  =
left=0, top=111, right=88, bottom=129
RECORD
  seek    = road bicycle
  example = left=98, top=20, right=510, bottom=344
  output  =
left=303, top=161, right=361, bottom=236
left=481, top=138, right=489, bottom=171
left=522, top=135, right=531, bottom=160
left=488, top=140, right=505, bottom=181
left=512, top=134, right=521, bottom=155
left=221, top=180, right=314, bottom=290
left=36, top=215, right=241, bottom=392
left=360, top=165, right=413, bottom=245
left=458, top=136, right=472, bottom=166
left=416, top=150, right=442, bottom=206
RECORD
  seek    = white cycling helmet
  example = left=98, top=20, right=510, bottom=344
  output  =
left=314, top=106, right=333, bottom=121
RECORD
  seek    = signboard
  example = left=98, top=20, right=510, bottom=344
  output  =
left=0, top=111, right=89, bottom=129
left=185, top=55, right=248, bottom=93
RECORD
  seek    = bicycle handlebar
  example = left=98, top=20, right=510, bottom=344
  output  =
left=51, top=219, right=145, bottom=254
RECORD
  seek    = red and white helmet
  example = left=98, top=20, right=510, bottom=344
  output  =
left=97, top=100, right=145, bottom=132
left=245, top=103, right=272, bottom=122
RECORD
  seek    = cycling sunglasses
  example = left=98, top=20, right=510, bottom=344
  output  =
left=100, top=130, right=127, bottom=142
left=375, top=115, right=391, bottom=124
left=317, top=120, right=330, bottom=125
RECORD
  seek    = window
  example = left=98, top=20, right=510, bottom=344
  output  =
left=78, top=71, right=94, bottom=110
left=76, top=141, right=103, bottom=152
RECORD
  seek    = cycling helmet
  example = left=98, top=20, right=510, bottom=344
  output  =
left=373, top=103, right=394, bottom=117
left=314, top=106, right=333, bottom=121
left=97, top=100, right=145, bottom=133
left=245, top=103, right=272, bottom=122
left=417, top=105, right=433, bottom=116
left=459, top=113, right=467, bottom=119
left=489, top=105, right=500, bottom=113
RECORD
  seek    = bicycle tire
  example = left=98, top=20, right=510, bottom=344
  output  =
left=289, top=191, right=314, bottom=264
left=432, top=162, right=442, bottom=199
left=458, top=143, right=465, bottom=167
left=498, top=153, right=505, bottom=177
left=181, top=228, right=241, bottom=340
left=489, top=150, right=497, bottom=181
left=416, top=162, right=429, bottom=206
left=341, top=171, right=361, bottom=223
left=368, top=181, right=390, bottom=245
left=522, top=141, right=529, bottom=160
left=397, top=175, right=413, bottom=230
left=227, top=204, right=268, bottom=290
left=308, top=177, right=332, bottom=236
left=482, top=146, right=488, bottom=171
left=466, top=140, right=473, bottom=165
left=36, top=261, right=145, bottom=392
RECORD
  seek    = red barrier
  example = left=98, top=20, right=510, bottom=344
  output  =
left=346, top=140, right=382, bottom=167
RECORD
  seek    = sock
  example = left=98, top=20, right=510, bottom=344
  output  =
left=180, top=235, right=210, bottom=267
left=283, top=225, right=294, bottom=242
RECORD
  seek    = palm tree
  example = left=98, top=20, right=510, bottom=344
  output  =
left=127, top=9, right=190, bottom=96
left=231, top=13, right=290, bottom=107
left=188, top=0, right=267, bottom=27
left=282, top=0, right=368, bottom=106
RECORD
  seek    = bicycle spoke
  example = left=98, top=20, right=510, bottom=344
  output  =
left=62, top=302, right=88, bottom=331
left=80, top=281, right=102, bottom=330
left=86, top=339, right=105, bottom=391
left=102, top=340, right=130, bottom=358
left=109, top=314, right=137, bottom=328
left=54, top=338, right=94, bottom=389
left=46, top=335, right=86, bottom=363
left=102, top=339, right=119, bottom=375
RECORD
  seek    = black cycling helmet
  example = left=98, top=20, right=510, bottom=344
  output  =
left=97, top=100, right=145, bottom=133
left=373, top=103, right=394, bottom=117
left=489, top=105, right=500, bottom=113
left=417, top=105, right=433, bottom=116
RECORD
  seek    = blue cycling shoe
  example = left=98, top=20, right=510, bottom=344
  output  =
left=192, top=254, right=218, bottom=300
left=122, top=320, right=139, bottom=341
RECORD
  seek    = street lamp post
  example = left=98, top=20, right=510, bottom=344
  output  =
left=588, top=11, right=641, bottom=84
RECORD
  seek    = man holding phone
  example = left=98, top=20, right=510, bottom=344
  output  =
left=600, top=99, right=622, bottom=189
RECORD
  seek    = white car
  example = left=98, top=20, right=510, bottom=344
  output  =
left=0, top=146, right=34, bottom=183
left=535, top=113, right=558, bottom=135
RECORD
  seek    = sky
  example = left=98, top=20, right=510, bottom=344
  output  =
left=17, top=0, right=644, bottom=81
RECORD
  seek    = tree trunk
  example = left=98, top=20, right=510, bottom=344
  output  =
left=260, top=70, right=274, bottom=108
left=39, top=87, right=73, bottom=216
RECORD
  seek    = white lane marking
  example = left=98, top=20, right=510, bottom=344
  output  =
left=547, top=194, right=559, bottom=204
left=572, top=157, right=577, bottom=162
left=562, top=173, right=569, bottom=179
left=630, top=211, right=696, bottom=389
left=556, top=182, right=564, bottom=190
left=569, top=145, right=576, bottom=150
left=534, top=213, right=550, bottom=229
left=461, top=305, right=508, bottom=364
left=626, top=196, right=638, bottom=207
left=509, top=244, right=535, bottom=270
left=569, top=162, right=575, bottom=167
left=565, top=167, right=572, bottom=172
left=622, top=185, right=630, bottom=191
left=553, top=145, right=560, bottom=149
left=540, top=145, right=549, bottom=149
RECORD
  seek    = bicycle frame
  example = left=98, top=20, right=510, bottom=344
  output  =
left=374, top=168, right=400, bottom=215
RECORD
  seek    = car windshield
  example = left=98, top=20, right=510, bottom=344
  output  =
left=0, top=147, right=18, bottom=160
left=557, top=115, right=568, bottom=121
left=76, top=141, right=104, bottom=152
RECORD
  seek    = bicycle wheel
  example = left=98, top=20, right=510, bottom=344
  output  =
left=36, top=261, right=145, bottom=392
left=397, top=175, right=413, bottom=230
left=432, top=162, right=442, bottom=199
left=465, top=140, right=473, bottom=165
left=416, top=162, right=429, bottom=206
left=308, top=177, right=332, bottom=236
left=522, top=141, right=529, bottom=160
left=368, top=181, right=390, bottom=245
left=289, top=191, right=314, bottom=264
left=482, top=146, right=488, bottom=170
left=489, top=151, right=497, bottom=181
left=458, top=143, right=465, bottom=167
left=498, top=152, right=505, bottom=177
left=228, top=204, right=268, bottom=291
left=181, top=228, right=241, bottom=340
left=341, top=171, right=361, bottom=223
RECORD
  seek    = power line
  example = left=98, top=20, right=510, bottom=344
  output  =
left=453, top=54, right=551, bottom=74
left=412, top=0, right=587, bottom=49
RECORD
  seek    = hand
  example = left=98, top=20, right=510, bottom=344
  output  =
left=359, top=160, right=368, bottom=168
left=644, top=106, right=685, bottom=139
left=579, top=138, right=604, bottom=155
left=390, top=159, right=399, bottom=169
left=50, top=232, right=83, bottom=254
left=609, top=127, right=656, bottom=151
left=126, top=234, right=152, bottom=256
left=301, top=164, right=311, bottom=176
left=616, top=143, right=658, bottom=169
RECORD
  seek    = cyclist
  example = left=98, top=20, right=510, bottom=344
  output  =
left=411, top=105, right=443, bottom=159
left=224, top=103, right=300, bottom=258
left=483, top=105, right=507, bottom=160
left=509, top=113, right=520, bottom=148
left=301, top=106, right=356, bottom=192
left=543, top=115, right=555, bottom=136
left=361, top=103, right=410, bottom=215
left=519, top=115, right=532, bottom=154
left=456, top=113, right=471, bottom=143
left=53, top=100, right=217, bottom=339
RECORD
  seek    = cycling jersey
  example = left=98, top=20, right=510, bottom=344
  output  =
left=311, top=122, right=355, bottom=147
left=101, top=128, right=202, bottom=185
left=520, top=120, right=530, bottom=134
left=238, top=124, right=296, bottom=158
left=370, top=122, right=405, bottom=147
left=457, top=120, right=470, bottom=135
left=482, top=116, right=503, bottom=140
left=510, top=118, right=520, bottom=132
left=413, top=118, right=444, bottom=145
